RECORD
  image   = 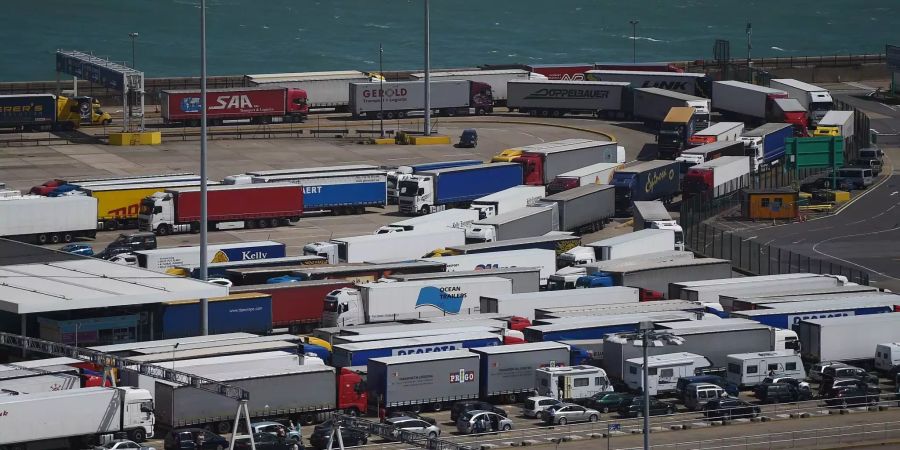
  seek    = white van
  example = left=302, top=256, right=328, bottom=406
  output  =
left=534, top=365, right=613, bottom=401
left=725, top=350, right=805, bottom=387
left=684, top=383, right=726, bottom=411
left=875, top=343, right=900, bottom=371
left=624, top=352, right=712, bottom=396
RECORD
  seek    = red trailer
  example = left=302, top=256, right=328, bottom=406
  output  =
left=160, top=87, right=308, bottom=126
left=231, top=279, right=352, bottom=333
left=525, top=64, right=593, bottom=81
left=138, top=183, right=303, bottom=235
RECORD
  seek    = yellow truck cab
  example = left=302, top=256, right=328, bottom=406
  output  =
left=491, top=148, right=523, bottom=162
left=74, top=96, right=113, bottom=125
left=812, top=126, right=840, bottom=137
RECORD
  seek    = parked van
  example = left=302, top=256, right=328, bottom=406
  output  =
left=854, top=158, right=883, bottom=176
left=858, top=147, right=884, bottom=162
left=684, top=383, right=726, bottom=411
left=624, top=352, right=712, bottom=396
left=725, top=350, right=805, bottom=387
left=875, top=343, right=900, bottom=372
left=836, top=167, right=874, bottom=190
left=675, top=375, right=739, bottom=401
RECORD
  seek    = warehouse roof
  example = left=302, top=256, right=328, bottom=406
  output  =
left=0, top=244, right=227, bottom=314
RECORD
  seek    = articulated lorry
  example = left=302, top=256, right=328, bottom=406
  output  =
left=465, top=204, right=558, bottom=243
left=303, top=228, right=464, bottom=264
left=557, top=229, right=676, bottom=268
left=251, top=169, right=386, bottom=214
left=525, top=312, right=698, bottom=342
left=674, top=140, right=744, bottom=172
left=160, top=87, right=308, bottom=126
left=577, top=256, right=732, bottom=293
left=134, top=240, right=286, bottom=272
left=472, top=342, right=572, bottom=403
left=516, top=140, right=620, bottom=186
left=435, top=233, right=582, bottom=258
left=245, top=70, right=373, bottom=110
left=230, top=279, right=354, bottom=333
left=422, top=248, right=556, bottom=286
left=632, top=199, right=682, bottom=234
left=398, top=163, right=523, bottom=215
left=541, top=183, right=615, bottom=233
left=682, top=155, right=751, bottom=200
left=769, top=79, right=833, bottom=125
left=376, top=208, right=479, bottom=234
left=729, top=295, right=899, bottom=329
left=368, top=351, right=481, bottom=414
left=349, top=80, right=493, bottom=119
left=551, top=250, right=689, bottom=291
left=688, top=122, right=744, bottom=147
left=79, top=180, right=213, bottom=231
left=797, top=313, right=900, bottom=364
left=657, top=107, right=697, bottom=159
left=506, top=80, right=631, bottom=117
left=30, top=173, right=197, bottom=196
left=739, top=123, right=794, bottom=172
left=390, top=266, right=542, bottom=294
left=547, top=162, right=621, bottom=194
left=0, top=94, right=111, bottom=131
left=138, top=183, right=303, bottom=235
left=469, top=185, right=546, bottom=220
left=631, top=88, right=710, bottom=126
left=0, top=195, right=97, bottom=245
left=814, top=110, right=855, bottom=141
left=712, top=80, right=807, bottom=131
left=322, top=276, right=513, bottom=327
left=611, top=160, right=681, bottom=214
left=584, top=70, right=711, bottom=96
left=282, top=261, right=447, bottom=283
left=771, top=98, right=810, bottom=136
left=481, top=287, right=640, bottom=320
left=335, top=332, right=501, bottom=367
left=409, top=69, right=546, bottom=104
left=387, top=160, right=482, bottom=204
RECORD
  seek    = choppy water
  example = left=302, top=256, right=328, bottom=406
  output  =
left=1, top=0, right=896, bottom=81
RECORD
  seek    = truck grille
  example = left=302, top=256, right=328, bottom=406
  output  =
left=399, top=200, right=415, bottom=214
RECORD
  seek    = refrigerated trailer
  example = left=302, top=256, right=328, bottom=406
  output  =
left=675, top=140, right=745, bottom=172
left=410, top=69, right=547, bottom=103
left=245, top=70, right=373, bottom=110
left=285, top=260, right=447, bottom=283
left=469, top=185, right=547, bottom=220
left=160, top=87, right=308, bottom=125
left=558, top=228, right=675, bottom=267
left=376, top=208, right=479, bottom=234
left=0, top=195, right=97, bottom=244
left=682, top=156, right=752, bottom=200
left=303, top=228, right=465, bottom=264
left=134, top=240, right=286, bottom=272
left=480, top=286, right=640, bottom=320
left=506, top=80, right=631, bottom=117
left=422, top=248, right=556, bottom=286
left=769, top=79, right=834, bottom=125
left=349, top=80, right=493, bottom=119
left=797, top=314, right=900, bottom=364
left=438, top=233, right=582, bottom=258
left=389, top=266, right=542, bottom=294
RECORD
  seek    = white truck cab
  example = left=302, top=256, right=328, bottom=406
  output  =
left=303, top=242, right=338, bottom=264
left=535, top=365, right=613, bottom=401
left=323, top=287, right=363, bottom=327
left=649, top=220, right=684, bottom=251
left=398, top=174, right=436, bottom=215
left=557, top=246, right=598, bottom=267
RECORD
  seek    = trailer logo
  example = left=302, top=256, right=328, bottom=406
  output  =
left=449, top=369, right=476, bottom=384
left=788, top=311, right=855, bottom=326
left=524, top=89, right=610, bottom=100
left=394, top=343, right=462, bottom=356
left=414, top=286, right=466, bottom=314
left=640, top=81, right=689, bottom=91
left=644, top=168, right=677, bottom=193
left=363, top=88, right=408, bottom=98
left=180, top=97, right=202, bottom=113
left=210, top=95, right=256, bottom=110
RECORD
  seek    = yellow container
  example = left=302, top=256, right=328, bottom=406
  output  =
left=109, top=131, right=162, bottom=146
left=408, top=135, right=451, bottom=145
left=491, top=148, right=523, bottom=162
left=812, top=127, right=840, bottom=137
left=373, top=138, right=394, bottom=145
left=832, top=190, right=851, bottom=203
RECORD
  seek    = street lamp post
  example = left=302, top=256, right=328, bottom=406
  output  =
left=379, top=43, right=385, bottom=138
left=746, top=21, right=753, bottom=82
left=128, top=32, right=139, bottom=128
left=128, top=32, right=139, bottom=68
left=629, top=20, right=639, bottom=64
left=423, top=0, right=431, bottom=136
left=199, top=0, right=209, bottom=335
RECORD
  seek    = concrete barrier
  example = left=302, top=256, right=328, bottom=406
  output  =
left=108, top=131, right=162, bottom=146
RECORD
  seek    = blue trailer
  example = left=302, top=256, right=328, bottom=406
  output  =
left=0, top=94, right=61, bottom=131
left=728, top=297, right=898, bottom=329
left=408, top=160, right=483, bottom=172
left=523, top=312, right=696, bottom=341
left=331, top=331, right=501, bottom=367
left=253, top=169, right=387, bottom=214
left=160, top=293, right=273, bottom=338
left=611, top=160, right=681, bottom=214
left=399, top=163, right=523, bottom=215
left=738, top=123, right=794, bottom=171
left=388, top=160, right=483, bottom=203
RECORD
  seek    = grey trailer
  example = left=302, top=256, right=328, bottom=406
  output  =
left=585, top=257, right=733, bottom=294
left=541, top=184, right=615, bottom=233
left=667, top=273, right=825, bottom=301
left=368, top=350, right=480, bottom=411
left=631, top=87, right=708, bottom=123
left=388, top=266, right=542, bottom=293
left=722, top=286, right=883, bottom=312
left=534, top=300, right=704, bottom=320
left=471, top=342, right=571, bottom=402
left=681, top=276, right=846, bottom=304
left=632, top=201, right=673, bottom=231
left=466, top=205, right=559, bottom=243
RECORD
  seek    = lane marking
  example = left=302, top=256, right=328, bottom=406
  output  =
left=811, top=226, right=900, bottom=281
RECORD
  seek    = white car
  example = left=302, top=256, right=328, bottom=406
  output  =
left=94, top=440, right=156, bottom=450
left=522, top=396, right=561, bottom=419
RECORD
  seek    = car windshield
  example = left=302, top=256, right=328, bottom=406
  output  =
left=103, top=443, right=122, bottom=449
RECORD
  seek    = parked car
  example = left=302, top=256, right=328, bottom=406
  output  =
left=458, top=128, right=478, bottom=148
left=701, top=398, right=761, bottom=420
left=95, top=440, right=156, bottom=450
left=542, top=403, right=600, bottom=425
left=386, top=416, right=442, bottom=439
left=60, top=243, right=94, bottom=256
left=387, top=410, right=438, bottom=425
left=456, top=410, right=513, bottom=435
left=756, top=383, right=812, bottom=404
left=820, top=367, right=879, bottom=396
left=675, top=375, right=738, bottom=400
left=617, top=396, right=676, bottom=418
left=824, top=384, right=882, bottom=408
left=683, top=383, right=727, bottom=411
left=233, top=433, right=295, bottom=450
left=809, top=361, right=842, bottom=382
left=450, top=400, right=507, bottom=422
left=251, top=421, right=301, bottom=442
left=576, top=392, right=636, bottom=413
left=753, top=376, right=810, bottom=396
left=163, top=428, right=229, bottom=450
left=309, top=421, right=368, bottom=450
left=822, top=378, right=878, bottom=398
left=523, top=396, right=561, bottom=419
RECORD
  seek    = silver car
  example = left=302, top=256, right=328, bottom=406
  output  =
left=386, top=416, right=442, bottom=439
left=457, top=410, right=513, bottom=435
left=542, top=403, right=600, bottom=425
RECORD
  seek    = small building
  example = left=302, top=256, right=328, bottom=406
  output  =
left=741, top=188, right=799, bottom=220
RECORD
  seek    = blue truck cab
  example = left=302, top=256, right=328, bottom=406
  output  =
left=574, top=273, right=615, bottom=288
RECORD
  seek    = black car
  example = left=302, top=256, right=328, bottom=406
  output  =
left=824, top=384, right=882, bottom=408
left=233, top=433, right=297, bottom=450
left=576, top=392, right=636, bottom=413
left=457, top=129, right=478, bottom=148
left=820, top=370, right=880, bottom=396
left=753, top=377, right=810, bottom=397
left=756, top=383, right=812, bottom=404
left=450, top=400, right=507, bottom=422
left=702, top=398, right=761, bottom=420
left=164, top=428, right=229, bottom=450
left=617, top=396, right=676, bottom=418
left=309, top=422, right=367, bottom=450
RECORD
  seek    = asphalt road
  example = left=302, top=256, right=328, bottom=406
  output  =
left=732, top=84, right=900, bottom=291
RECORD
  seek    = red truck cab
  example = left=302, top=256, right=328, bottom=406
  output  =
left=514, top=152, right=545, bottom=185
left=30, top=179, right=65, bottom=195
left=287, top=88, right=309, bottom=116
left=506, top=316, right=531, bottom=331
left=338, top=367, right=368, bottom=417
left=639, top=288, right=665, bottom=301
left=682, top=167, right=714, bottom=196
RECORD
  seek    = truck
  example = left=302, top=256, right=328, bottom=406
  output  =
left=739, top=123, right=795, bottom=172
left=682, top=155, right=751, bottom=200
left=335, top=332, right=501, bottom=367
left=557, top=229, right=676, bottom=268
left=657, top=107, right=696, bottom=159
left=159, top=87, right=308, bottom=126
left=722, top=288, right=883, bottom=313
left=138, top=183, right=303, bottom=235
left=0, top=367, right=80, bottom=394
left=387, top=160, right=483, bottom=204
left=251, top=169, right=386, bottom=214
left=0, top=94, right=111, bottom=131
left=0, top=387, right=155, bottom=447
left=409, top=69, right=547, bottom=104
left=30, top=173, right=198, bottom=196
left=797, top=314, right=900, bottom=364
left=584, top=70, right=711, bottom=96
left=465, top=204, right=558, bottom=243
left=814, top=110, right=855, bottom=141
left=515, top=140, right=620, bottom=186
left=469, top=185, right=547, bottom=220
left=281, top=261, right=446, bottom=283
left=525, top=312, right=697, bottom=342
left=238, top=164, right=379, bottom=181
left=322, top=276, right=513, bottom=327
left=667, top=273, right=829, bottom=300
left=771, top=98, right=810, bottom=136
left=0, top=195, right=97, bottom=245
left=678, top=275, right=852, bottom=304
left=303, top=228, right=465, bottom=264
left=155, top=364, right=366, bottom=428
left=506, top=80, right=631, bottom=117
left=611, top=160, right=681, bottom=214
left=185, top=255, right=326, bottom=281
left=480, top=286, right=640, bottom=320
left=712, top=81, right=806, bottom=131
left=158, top=293, right=273, bottom=339
left=631, top=88, right=710, bottom=125
left=244, top=70, right=373, bottom=110
left=348, top=80, right=493, bottom=119
left=389, top=267, right=542, bottom=294
left=79, top=180, right=213, bottom=231
left=524, top=64, right=593, bottom=81
left=577, top=256, right=732, bottom=294
left=229, top=279, right=353, bottom=332
left=376, top=208, right=479, bottom=234
left=134, top=240, right=286, bottom=273
left=687, top=122, right=744, bottom=147
left=398, top=163, right=523, bottom=215
left=368, top=350, right=480, bottom=413
left=472, top=342, right=572, bottom=403
left=729, top=296, right=899, bottom=329
left=674, top=140, right=744, bottom=172
left=541, top=183, right=615, bottom=233
left=551, top=250, right=689, bottom=291
left=422, top=248, right=557, bottom=286
left=435, top=233, right=582, bottom=258
left=631, top=201, right=684, bottom=251
left=769, top=79, right=834, bottom=125
left=546, top=162, right=621, bottom=194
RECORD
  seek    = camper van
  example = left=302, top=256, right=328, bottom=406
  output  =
left=534, top=365, right=613, bottom=401
left=725, top=350, right=805, bottom=387
left=623, top=352, right=712, bottom=396
left=875, top=343, right=900, bottom=372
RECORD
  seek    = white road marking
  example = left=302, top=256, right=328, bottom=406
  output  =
left=742, top=235, right=758, bottom=242
left=811, top=226, right=900, bottom=281
left=792, top=239, right=806, bottom=244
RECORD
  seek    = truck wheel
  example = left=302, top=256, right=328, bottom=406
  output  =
left=62, top=232, right=73, bottom=243
left=551, top=110, right=561, bottom=118
left=419, top=206, right=430, bottom=216
left=528, top=110, right=537, bottom=117
left=36, top=234, right=48, bottom=245
left=156, top=225, right=170, bottom=236
left=477, top=107, right=487, bottom=116
left=431, top=401, right=443, bottom=412
left=258, top=219, right=269, bottom=228
left=505, top=393, right=518, bottom=404
left=300, top=413, right=316, bottom=425
left=386, top=111, right=396, bottom=119
left=447, top=109, right=456, bottom=117
left=269, top=218, right=279, bottom=228
left=190, top=221, right=201, bottom=233
left=216, top=421, right=231, bottom=434
left=130, top=427, right=146, bottom=442
left=49, top=234, right=61, bottom=244
left=397, top=111, right=406, bottom=119
left=245, top=219, right=256, bottom=229
left=344, top=407, right=360, bottom=417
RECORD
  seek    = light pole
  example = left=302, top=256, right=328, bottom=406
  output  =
left=629, top=20, right=639, bottom=64
left=199, top=0, right=209, bottom=335
left=379, top=43, right=385, bottom=138
left=128, top=32, right=139, bottom=68
left=171, top=342, right=179, bottom=372
left=423, top=0, right=431, bottom=136
left=128, top=32, right=139, bottom=127
left=746, top=21, right=753, bottom=81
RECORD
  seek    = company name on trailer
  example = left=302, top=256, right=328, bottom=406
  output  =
left=363, top=88, right=408, bottom=98
left=209, top=95, right=258, bottom=111
left=788, top=311, right=855, bottom=326
left=640, top=81, right=689, bottom=91
left=645, top=168, right=676, bottom=193
left=525, top=88, right=610, bottom=100
left=449, top=369, right=476, bottom=383
left=241, top=251, right=269, bottom=260
left=393, top=343, right=463, bottom=356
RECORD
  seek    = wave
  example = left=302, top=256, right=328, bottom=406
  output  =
left=624, top=35, right=666, bottom=43
left=770, top=46, right=786, bottom=52
left=365, top=23, right=391, bottom=29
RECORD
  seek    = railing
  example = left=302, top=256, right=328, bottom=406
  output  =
left=684, top=53, right=886, bottom=70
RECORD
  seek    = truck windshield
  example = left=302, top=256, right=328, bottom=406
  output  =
left=323, top=300, right=339, bottom=312
left=139, top=200, right=154, bottom=215
left=398, top=180, right=418, bottom=196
